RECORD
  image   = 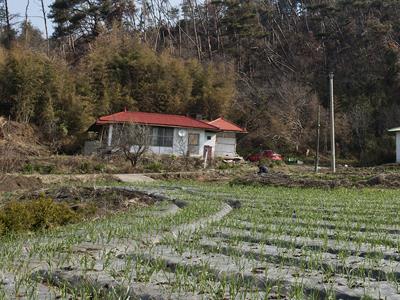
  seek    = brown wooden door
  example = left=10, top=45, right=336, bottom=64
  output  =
left=188, top=133, right=200, bottom=155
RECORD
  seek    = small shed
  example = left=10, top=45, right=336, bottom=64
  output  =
left=388, top=127, right=400, bottom=163
left=207, top=117, right=247, bottom=158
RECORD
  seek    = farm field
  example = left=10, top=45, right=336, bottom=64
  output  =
left=1, top=181, right=400, bottom=299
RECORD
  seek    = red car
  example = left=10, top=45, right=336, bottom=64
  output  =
left=246, top=150, right=283, bottom=162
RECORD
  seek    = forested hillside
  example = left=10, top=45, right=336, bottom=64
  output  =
left=0, top=0, right=399, bottom=164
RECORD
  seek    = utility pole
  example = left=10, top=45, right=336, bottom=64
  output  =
left=314, top=105, right=321, bottom=173
left=329, top=72, right=336, bottom=173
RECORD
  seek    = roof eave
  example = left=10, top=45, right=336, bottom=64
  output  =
left=388, top=127, right=400, bottom=132
left=96, top=120, right=219, bottom=131
left=208, top=118, right=247, bottom=133
left=221, top=129, right=247, bottom=133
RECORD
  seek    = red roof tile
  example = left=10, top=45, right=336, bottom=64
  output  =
left=208, top=117, right=246, bottom=133
left=96, top=111, right=219, bottom=131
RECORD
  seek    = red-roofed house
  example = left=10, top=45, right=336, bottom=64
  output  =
left=86, top=111, right=246, bottom=159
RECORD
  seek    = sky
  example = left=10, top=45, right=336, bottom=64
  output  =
left=9, top=0, right=182, bottom=37
left=9, top=0, right=54, bottom=35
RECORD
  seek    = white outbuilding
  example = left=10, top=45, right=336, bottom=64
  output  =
left=388, top=127, right=400, bottom=163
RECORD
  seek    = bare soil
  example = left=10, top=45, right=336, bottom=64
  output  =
left=0, top=175, right=42, bottom=193
left=232, top=171, right=400, bottom=188
left=0, top=173, right=117, bottom=194
left=18, top=186, right=159, bottom=217
left=0, top=117, right=49, bottom=157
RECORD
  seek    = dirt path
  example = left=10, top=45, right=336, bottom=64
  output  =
left=151, top=203, right=233, bottom=244
left=114, top=174, right=155, bottom=183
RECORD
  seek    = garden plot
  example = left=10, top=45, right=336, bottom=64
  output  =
left=0, top=182, right=226, bottom=299
left=2, top=181, right=400, bottom=299
left=150, top=183, right=400, bottom=299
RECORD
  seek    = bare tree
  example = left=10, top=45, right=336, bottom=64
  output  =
left=24, top=0, right=30, bottom=44
left=40, top=0, right=50, bottom=54
left=1, top=0, right=11, bottom=48
left=270, top=80, right=318, bottom=153
left=113, top=123, right=151, bottom=168
left=175, top=134, right=188, bottom=157
left=349, top=103, right=370, bottom=159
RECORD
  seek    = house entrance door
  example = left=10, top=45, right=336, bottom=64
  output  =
left=188, top=133, right=200, bottom=155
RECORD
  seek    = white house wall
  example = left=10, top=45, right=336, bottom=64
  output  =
left=148, top=128, right=187, bottom=156
left=149, top=145, right=174, bottom=155
left=204, top=132, right=217, bottom=158
left=102, top=123, right=239, bottom=159
left=187, top=129, right=206, bottom=157
left=149, top=128, right=208, bottom=157
left=172, top=128, right=188, bottom=156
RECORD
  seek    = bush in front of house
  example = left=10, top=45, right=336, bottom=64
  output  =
left=22, top=163, right=56, bottom=174
left=0, top=196, right=80, bottom=236
left=145, top=161, right=163, bottom=173
left=140, top=154, right=204, bottom=173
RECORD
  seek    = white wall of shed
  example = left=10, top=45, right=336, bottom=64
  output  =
left=215, top=132, right=237, bottom=158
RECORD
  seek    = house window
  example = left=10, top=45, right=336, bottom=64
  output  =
left=207, top=135, right=212, bottom=140
left=151, top=127, right=174, bottom=147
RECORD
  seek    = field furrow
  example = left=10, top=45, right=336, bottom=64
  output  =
left=137, top=245, right=400, bottom=299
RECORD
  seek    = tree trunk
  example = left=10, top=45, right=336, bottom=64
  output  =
left=25, top=0, right=30, bottom=45
left=188, top=0, right=201, bottom=60
left=129, top=157, right=136, bottom=168
left=40, top=0, right=50, bottom=55
left=4, top=0, right=11, bottom=48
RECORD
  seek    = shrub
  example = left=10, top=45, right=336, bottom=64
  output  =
left=94, top=163, right=106, bottom=172
left=22, top=163, right=56, bottom=174
left=0, top=221, right=4, bottom=236
left=39, top=165, right=56, bottom=174
left=145, top=161, right=163, bottom=173
left=22, top=163, right=35, bottom=174
left=269, top=160, right=284, bottom=168
left=216, top=160, right=241, bottom=170
left=0, top=196, right=80, bottom=235
left=79, top=162, right=91, bottom=173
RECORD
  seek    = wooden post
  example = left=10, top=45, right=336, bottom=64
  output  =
left=329, top=72, right=336, bottom=173
left=314, top=105, right=321, bottom=173
left=107, top=125, right=113, bottom=147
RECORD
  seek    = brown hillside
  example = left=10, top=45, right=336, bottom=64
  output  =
left=0, top=117, right=50, bottom=172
